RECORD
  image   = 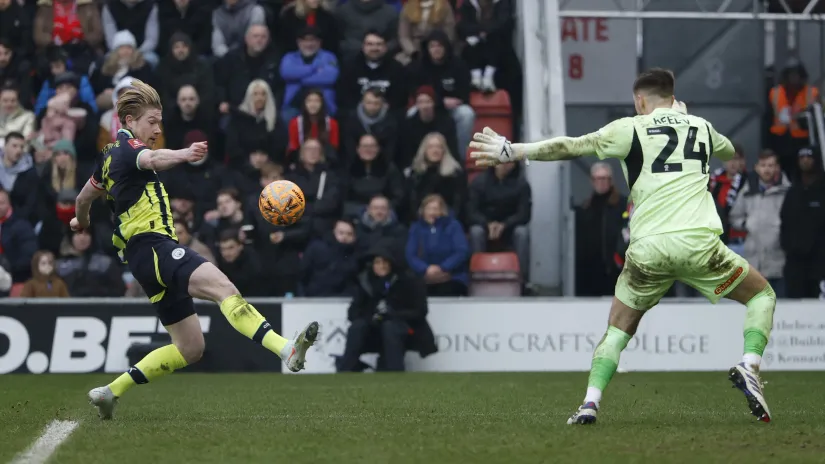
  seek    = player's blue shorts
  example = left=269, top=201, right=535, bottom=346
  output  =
left=125, top=233, right=208, bottom=326
left=616, top=228, right=750, bottom=311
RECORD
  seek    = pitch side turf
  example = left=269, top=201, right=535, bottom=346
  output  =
left=2, top=372, right=824, bottom=464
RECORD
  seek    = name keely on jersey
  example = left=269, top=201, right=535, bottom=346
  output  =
left=652, top=116, right=691, bottom=126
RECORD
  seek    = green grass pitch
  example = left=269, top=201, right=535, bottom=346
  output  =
left=2, top=372, right=825, bottom=463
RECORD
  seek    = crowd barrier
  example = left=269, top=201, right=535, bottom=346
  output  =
left=1, top=299, right=824, bottom=374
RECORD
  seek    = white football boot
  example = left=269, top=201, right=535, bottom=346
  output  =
left=280, top=321, right=320, bottom=372
left=728, top=362, right=772, bottom=423
left=88, top=386, right=117, bottom=420
left=566, top=402, right=599, bottom=425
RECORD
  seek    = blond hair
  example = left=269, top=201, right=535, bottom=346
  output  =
left=116, top=79, right=162, bottom=125
left=239, top=79, right=277, bottom=132
left=418, top=193, right=448, bottom=218
left=412, top=132, right=461, bottom=177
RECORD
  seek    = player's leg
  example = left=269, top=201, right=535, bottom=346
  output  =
left=187, top=261, right=319, bottom=372
left=568, top=237, right=672, bottom=425
left=681, top=232, right=774, bottom=422
left=89, top=299, right=203, bottom=419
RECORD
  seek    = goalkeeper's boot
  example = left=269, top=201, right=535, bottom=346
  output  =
left=281, top=321, right=320, bottom=372
left=729, top=362, right=772, bottom=423
left=566, top=402, right=598, bottom=425
left=87, top=386, right=117, bottom=420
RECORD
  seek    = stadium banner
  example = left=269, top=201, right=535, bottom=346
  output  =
left=281, top=300, right=825, bottom=374
left=0, top=299, right=282, bottom=374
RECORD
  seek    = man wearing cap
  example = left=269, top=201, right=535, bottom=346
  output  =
left=279, top=25, right=338, bottom=122
left=780, top=146, right=825, bottom=298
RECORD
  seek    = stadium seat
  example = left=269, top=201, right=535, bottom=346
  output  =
left=468, top=252, right=521, bottom=297
left=470, top=90, right=514, bottom=142
left=9, top=283, right=24, bottom=297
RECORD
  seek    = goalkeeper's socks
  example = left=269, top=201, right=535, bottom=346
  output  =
left=108, top=344, right=188, bottom=397
left=584, top=387, right=603, bottom=408
left=220, top=294, right=288, bottom=357
left=742, top=285, right=776, bottom=370
left=586, top=326, right=632, bottom=396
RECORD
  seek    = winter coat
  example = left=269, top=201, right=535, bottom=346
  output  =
left=337, top=0, right=399, bottom=61
left=211, top=0, right=266, bottom=58
left=0, top=107, right=36, bottom=142
left=0, top=212, right=37, bottom=282
left=279, top=49, right=339, bottom=114
left=467, top=164, right=532, bottom=229
left=410, top=29, right=470, bottom=103
left=337, top=51, right=408, bottom=112
left=729, top=175, right=791, bottom=279
left=300, top=233, right=358, bottom=297
left=287, top=163, right=342, bottom=238
left=157, top=0, right=213, bottom=57
left=33, top=0, right=103, bottom=50
left=21, top=251, right=70, bottom=297
left=405, top=215, right=469, bottom=285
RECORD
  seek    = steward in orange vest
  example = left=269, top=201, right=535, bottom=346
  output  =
left=767, top=60, right=820, bottom=178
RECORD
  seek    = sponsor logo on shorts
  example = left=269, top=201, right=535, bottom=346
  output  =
left=171, top=248, right=185, bottom=260
left=128, top=139, right=146, bottom=149
left=715, top=266, right=744, bottom=295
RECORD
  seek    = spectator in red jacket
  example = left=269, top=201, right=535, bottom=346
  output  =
left=287, top=88, right=339, bottom=161
left=709, top=143, right=747, bottom=254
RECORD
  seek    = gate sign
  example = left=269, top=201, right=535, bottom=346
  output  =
left=561, top=1, right=638, bottom=104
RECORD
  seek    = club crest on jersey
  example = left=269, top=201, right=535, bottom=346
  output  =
left=128, top=139, right=146, bottom=149
left=172, top=248, right=185, bottom=260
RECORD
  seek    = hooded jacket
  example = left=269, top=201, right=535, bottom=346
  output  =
left=157, top=33, right=216, bottom=108
left=300, top=231, right=358, bottom=297
left=410, top=29, right=470, bottom=103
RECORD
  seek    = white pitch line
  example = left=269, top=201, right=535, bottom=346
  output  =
left=10, top=420, right=79, bottom=464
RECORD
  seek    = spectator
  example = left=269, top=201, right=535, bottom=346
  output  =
left=225, top=79, right=287, bottom=168
left=780, top=147, right=825, bottom=299
left=342, top=87, right=398, bottom=164
left=33, top=0, right=102, bottom=71
left=399, top=85, right=458, bottom=169
left=279, top=0, right=338, bottom=56
left=354, top=194, right=407, bottom=256
left=288, top=138, right=341, bottom=237
left=170, top=190, right=200, bottom=236
left=411, top=30, right=473, bottom=158
left=344, top=134, right=405, bottom=216
left=0, top=189, right=37, bottom=282
left=287, top=89, right=340, bottom=157
left=0, top=40, right=32, bottom=107
left=730, top=150, right=789, bottom=296
left=338, top=0, right=399, bottom=62
left=39, top=187, right=77, bottom=255
left=157, top=0, right=212, bottom=59
left=709, top=144, right=747, bottom=254
left=97, top=76, right=141, bottom=151
left=41, top=92, right=76, bottom=148
left=405, top=193, right=469, bottom=296
left=20, top=250, right=70, bottom=297
left=215, top=24, right=281, bottom=115
left=279, top=26, right=339, bottom=122
left=217, top=229, right=265, bottom=296
left=574, top=162, right=627, bottom=297
left=212, top=0, right=266, bottom=58
left=407, top=132, right=464, bottom=223
left=396, top=0, right=455, bottom=66
left=300, top=218, right=358, bottom=296
left=767, top=59, right=819, bottom=180
left=337, top=30, right=407, bottom=113
left=0, top=132, right=40, bottom=224
left=156, top=32, right=215, bottom=111
left=457, top=0, right=513, bottom=92
left=40, top=71, right=97, bottom=162
left=0, top=0, right=32, bottom=57
left=38, top=143, right=81, bottom=253
left=0, top=86, right=36, bottom=144
left=338, top=239, right=436, bottom=372
left=102, top=1, right=160, bottom=67
left=57, top=228, right=126, bottom=296
left=468, top=162, right=531, bottom=278
left=205, top=187, right=258, bottom=250
left=90, top=31, right=155, bottom=113
left=33, top=48, right=97, bottom=117
left=162, top=85, right=215, bottom=151
left=175, top=220, right=216, bottom=264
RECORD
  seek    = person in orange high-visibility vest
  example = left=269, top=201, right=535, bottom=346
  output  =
left=767, top=59, right=820, bottom=180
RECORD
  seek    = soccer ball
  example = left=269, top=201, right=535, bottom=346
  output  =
left=258, top=180, right=305, bottom=226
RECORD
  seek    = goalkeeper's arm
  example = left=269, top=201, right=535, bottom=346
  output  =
left=511, top=132, right=602, bottom=162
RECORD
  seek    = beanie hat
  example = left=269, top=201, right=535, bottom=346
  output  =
left=415, top=85, right=436, bottom=101
left=52, top=139, right=77, bottom=158
left=112, top=30, right=137, bottom=50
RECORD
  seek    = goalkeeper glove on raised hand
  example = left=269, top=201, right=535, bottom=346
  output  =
left=469, top=127, right=523, bottom=167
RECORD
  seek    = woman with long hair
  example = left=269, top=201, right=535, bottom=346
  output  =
left=225, top=79, right=287, bottom=168
left=396, top=0, right=456, bottom=65
left=408, top=132, right=465, bottom=222
left=287, top=89, right=339, bottom=158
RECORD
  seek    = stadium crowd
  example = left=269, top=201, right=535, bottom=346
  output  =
left=0, top=0, right=530, bottom=299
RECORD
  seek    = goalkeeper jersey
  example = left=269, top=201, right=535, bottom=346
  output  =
left=593, top=107, right=735, bottom=241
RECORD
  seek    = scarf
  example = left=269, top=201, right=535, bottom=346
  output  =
left=356, top=103, right=388, bottom=131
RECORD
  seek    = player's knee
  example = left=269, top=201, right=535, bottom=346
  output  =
left=176, top=334, right=205, bottom=364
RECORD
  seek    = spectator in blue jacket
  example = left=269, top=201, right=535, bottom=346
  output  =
left=405, top=193, right=469, bottom=296
left=0, top=189, right=37, bottom=282
left=34, top=48, right=97, bottom=116
left=279, top=26, right=338, bottom=123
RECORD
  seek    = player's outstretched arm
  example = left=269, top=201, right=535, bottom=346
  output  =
left=137, top=141, right=208, bottom=172
left=470, top=127, right=602, bottom=166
